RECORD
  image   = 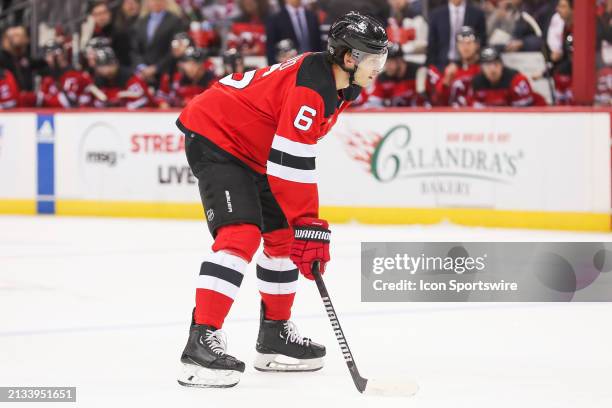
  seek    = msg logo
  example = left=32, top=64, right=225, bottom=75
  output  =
left=86, top=151, right=117, bottom=166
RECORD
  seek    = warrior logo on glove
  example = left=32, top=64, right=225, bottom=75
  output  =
left=291, top=218, right=331, bottom=280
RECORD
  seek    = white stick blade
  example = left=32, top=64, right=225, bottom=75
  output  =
left=364, top=378, right=419, bottom=397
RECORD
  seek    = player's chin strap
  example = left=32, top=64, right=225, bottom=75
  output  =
left=338, top=57, right=358, bottom=85
left=335, top=48, right=359, bottom=85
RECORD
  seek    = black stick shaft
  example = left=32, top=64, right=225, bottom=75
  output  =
left=311, top=262, right=368, bottom=393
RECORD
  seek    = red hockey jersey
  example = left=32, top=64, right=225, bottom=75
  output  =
left=360, top=62, right=437, bottom=107
left=87, top=68, right=155, bottom=109
left=468, top=67, right=536, bottom=107
left=38, top=69, right=92, bottom=108
left=156, top=66, right=216, bottom=107
left=435, top=62, right=480, bottom=106
left=0, top=68, right=19, bottom=109
left=178, top=52, right=356, bottom=224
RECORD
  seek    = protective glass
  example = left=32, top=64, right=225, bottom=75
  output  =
left=351, top=48, right=388, bottom=73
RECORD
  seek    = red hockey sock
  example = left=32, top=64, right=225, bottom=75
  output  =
left=256, top=253, right=298, bottom=321
left=194, top=224, right=260, bottom=328
left=194, top=250, right=249, bottom=328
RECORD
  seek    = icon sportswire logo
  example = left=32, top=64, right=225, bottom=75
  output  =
left=341, top=125, right=524, bottom=184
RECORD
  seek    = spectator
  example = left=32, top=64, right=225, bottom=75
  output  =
left=234, top=0, right=270, bottom=23
left=426, top=0, right=487, bottom=70
left=361, top=43, right=433, bottom=107
left=156, top=47, right=216, bottom=108
left=266, top=0, right=322, bottom=65
left=435, top=25, right=481, bottom=106
left=547, top=0, right=572, bottom=63
left=597, top=0, right=612, bottom=59
left=386, top=0, right=428, bottom=55
left=88, top=47, right=156, bottom=109
left=274, top=38, right=298, bottom=63
left=596, top=0, right=612, bottom=105
left=318, top=0, right=389, bottom=25
left=227, top=0, right=269, bottom=56
left=0, top=68, right=19, bottom=109
left=485, top=0, right=515, bottom=37
left=130, top=0, right=185, bottom=84
left=37, top=41, right=92, bottom=108
left=468, top=46, right=542, bottom=106
left=113, top=0, right=142, bottom=67
left=0, top=25, right=44, bottom=92
left=486, top=0, right=543, bottom=52
left=547, top=0, right=573, bottom=104
left=80, top=1, right=125, bottom=65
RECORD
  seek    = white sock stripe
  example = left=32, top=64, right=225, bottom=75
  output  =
left=266, top=161, right=317, bottom=184
left=196, top=275, right=241, bottom=299
left=257, top=279, right=298, bottom=295
left=256, top=254, right=297, bottom=271
left=271, top=134, right=317, bottom=157
left=205, top=250, right=247, bottom=275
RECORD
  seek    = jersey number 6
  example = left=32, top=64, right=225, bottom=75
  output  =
left=294, top=105, right=316, bottom=131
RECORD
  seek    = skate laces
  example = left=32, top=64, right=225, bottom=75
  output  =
left=283, top=321, right=311, bottom=346
left=204, top=329, right=227, bottom=355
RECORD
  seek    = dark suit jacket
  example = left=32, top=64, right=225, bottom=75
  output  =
left=426, top=4, right=487, bottom=70
left=266, top=7, right=322, bottom=65
left=130, top=11, right=185, bottom=74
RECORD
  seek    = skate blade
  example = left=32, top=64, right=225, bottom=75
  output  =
left=178, top=362, right=241, bottom=388
left=254, top=353, right=324, bottom=372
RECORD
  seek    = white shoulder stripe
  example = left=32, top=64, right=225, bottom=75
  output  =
left=267, top=161, right=317, bottom=184
left=271, top=134, right=316, bottom=157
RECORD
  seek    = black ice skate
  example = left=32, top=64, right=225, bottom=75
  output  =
left=178, top=314, right=245, bottom=388
left=254, top=304, right=326, bottom=372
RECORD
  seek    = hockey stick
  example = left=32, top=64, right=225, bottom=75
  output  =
left=311, top=261, right=419, bottom=397
left=520, top=11, right=557, bottom=105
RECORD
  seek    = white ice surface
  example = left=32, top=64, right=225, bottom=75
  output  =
left=1, top=216, right=611, bottom=408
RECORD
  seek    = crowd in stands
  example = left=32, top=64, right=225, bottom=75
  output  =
left=0, top=0, right=610, bottom=109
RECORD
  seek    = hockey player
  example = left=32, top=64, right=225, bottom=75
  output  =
left=0, top=68, right=19, bottom=109
left=37, top=41, right=92, bottom=108
left=220, top=48, right=257, bottom=76
left=435, top=26, right=481, bottom=106
left=361, top=42, right=432, bottom=107
left=156, top=47, right=216, bottom=108
left=87, top=47, right=155, bottom=109
left=274, top=39, right=298, bottom=63
left=176, top=11, right=388, bottom=388
left=468, top=47, right=540, bottom=107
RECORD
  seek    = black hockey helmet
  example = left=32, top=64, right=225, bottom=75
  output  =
left=328, top=11, right=388, bottom=58
left=456, top=26, right=479, bottom=43
left=86, top=36, right=111, bottom=52
left=275, top=38, right=297, bottom=60
left=94, top=47, right=118, bottom=66
left=327, top=11, right=389, bottom=83
left=180, top=47, right=205, bottom=62
left=480, top=46, right=501, bottom=63
left=172, top=32, right=193, bottom=49
left=41, top=40, right=64, bottom=56
left=222, top=48, right=243, bottom=69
